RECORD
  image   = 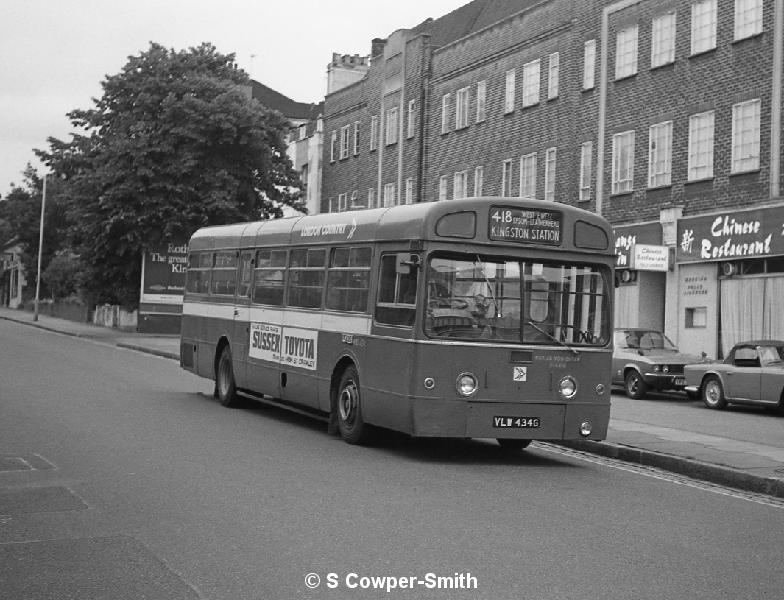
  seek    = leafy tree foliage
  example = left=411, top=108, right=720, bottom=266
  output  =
left=37, top=42, right=303, bottom=306
left=42, top=252, right=84, bottom=300
left=0, top=166, right=70, bottom=299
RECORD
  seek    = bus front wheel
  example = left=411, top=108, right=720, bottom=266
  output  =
left=216, top=346, right=241, bottom=408
left=336, top=366, right=370, bottom=445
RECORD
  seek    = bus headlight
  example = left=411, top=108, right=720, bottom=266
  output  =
left=558, top=376, right=577, bottom=399
left=456, top=372, right=479, bottom=397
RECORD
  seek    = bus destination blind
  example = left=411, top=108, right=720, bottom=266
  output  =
left=488, top=206, right=562, bottom=245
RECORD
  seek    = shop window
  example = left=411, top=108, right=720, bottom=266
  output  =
left=685, top=307, right=707, bottom=328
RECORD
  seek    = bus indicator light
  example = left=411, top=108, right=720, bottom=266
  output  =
left=580, top=421, right=593, bottom=437
left=423, top=378, right=435, bottom=390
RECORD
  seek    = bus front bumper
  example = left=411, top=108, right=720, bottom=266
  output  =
left=410, top=398, right=610, bottom=441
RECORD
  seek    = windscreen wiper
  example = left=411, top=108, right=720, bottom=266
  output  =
left=525, top=320, right=578, bottom=355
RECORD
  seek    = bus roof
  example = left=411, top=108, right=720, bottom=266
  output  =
left=187, top=197, right=613, bottom=255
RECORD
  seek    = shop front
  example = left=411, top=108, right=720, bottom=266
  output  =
left=613, top=222, right=668, bottom=330
left=676, top=203, right=784, bottom=359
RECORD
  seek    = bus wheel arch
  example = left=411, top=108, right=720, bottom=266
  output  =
left=214, top=338, right=241, bottom=408
left=331, top=359, right=371, bottom=445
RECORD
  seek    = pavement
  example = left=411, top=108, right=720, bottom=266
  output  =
left=2, top=306, right=783, bottom=499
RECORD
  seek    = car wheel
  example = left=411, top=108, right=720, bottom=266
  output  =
left=624, top=370, right=648, bottom=399
left=336, top=365, right=371, bottom=445
left=216, top=345, right=241, bottom=408
left=496, top=439, right=531, bottom=452
left=702, top=376, right=727, bottom=410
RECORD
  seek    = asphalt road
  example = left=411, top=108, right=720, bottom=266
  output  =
left=2, top=319, right=783, bottom=600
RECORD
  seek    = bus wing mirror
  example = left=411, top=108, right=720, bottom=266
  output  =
left=396, top=253, right=421, bottom=274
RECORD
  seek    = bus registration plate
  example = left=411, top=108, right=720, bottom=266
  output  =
left=493, top=416, right=540, bottom=428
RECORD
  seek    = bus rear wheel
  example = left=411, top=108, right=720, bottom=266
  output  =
left=216, top=345, right=241, bottom=408
left=496, top=439, right=531, bottom=452
left=336, top=366, right=370, bottom=445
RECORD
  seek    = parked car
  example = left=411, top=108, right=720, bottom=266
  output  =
left=684, top=340, right=784, bottom=410
left=612, top=328, right=705, bottom=399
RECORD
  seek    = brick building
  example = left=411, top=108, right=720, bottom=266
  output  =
left=321, top=0, right=784, bottom=359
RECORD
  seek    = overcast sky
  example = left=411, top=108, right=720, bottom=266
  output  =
left=0, top=0, right=462, bottom=197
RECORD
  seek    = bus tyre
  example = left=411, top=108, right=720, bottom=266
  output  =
left=702, top=376, right=727, bottom=410
left=624, top=370, right=648, bottom=400
left=337, top=366, right=370, bottom=445
left=216, top=346, right=241, bottom=408
left=496, top=439, right=531, bottom=452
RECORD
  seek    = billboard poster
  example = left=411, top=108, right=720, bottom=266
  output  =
left=140, top=241, right=188, bottom=304
left=249, top=323, right=318, bottom=371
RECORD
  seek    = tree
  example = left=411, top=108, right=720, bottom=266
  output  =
left=37, top=42, right=303, bottom=307
left=0, top=166, right=70, bottom=300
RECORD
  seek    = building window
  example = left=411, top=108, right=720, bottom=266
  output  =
left=439, top=175, right=448, bottom=201
left=340, top=125, right=350, bottom=159
left=453, top=171, right=468, bottom=199
left=611, top=130, right=635, bottom=194
left=407, top=99, right=416, bottom=139
left=732, top=99, right=761, bottom=173
left=298, top=124, right=307, bottom=140
left=544, top=147, right=557, bottom=201
left=522, top=59, right=541, bottom=107
left=474, top=166, right=484, bottom=197
left=651, top=12, right=676, bottom=67
left=405, top=178, right=413, bottom=204
left=583, top=39, right=596, bottom=90
left=383, top=183, right=396, bottom=207
left=519, top=153, right=537, bottom=198
left=548, top=53, right=559, bottom=99
left=370, top=115, right=378, bottom=151
left=691, top=0, right=717, bottom=55
left=441, top=93, right=450, bottom=134
left=385, top=107, right=398, bottom=145
left=338, top=192, right=348, bottom=212
left=685, top=307, right=707, bottom=328
left=688, top=110, right=715, bottom=180
left=367, top=188, right=375, bottom=209
left=648, top=121, right=673, bottom=187
left=456, top=87, right=470, bottom=129
left=353, top=121, right=360, bottom=155
left=615, top=25, right=639, bottom=80
left=350, top=190, right=360, bottom=209
left=502, top=159, right=513, bottom=196
left=579, top=141, right=592, bottom=202
left=330, top=130, right=337, bottom=162
left=504, top=69, right=516, bottom=113
left=734, top=0, right=763, bottom=40
left=476, top=80, right=486, bottom=122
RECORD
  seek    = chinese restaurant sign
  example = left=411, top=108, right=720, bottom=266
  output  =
left=613, top=222, right=662, bottom=268
left=676, top=205, right=784, bottom=263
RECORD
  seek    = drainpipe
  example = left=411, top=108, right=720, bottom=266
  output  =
left=770, top=0, right=783, bottom=199
left=596, top=0, right=644, bottom=216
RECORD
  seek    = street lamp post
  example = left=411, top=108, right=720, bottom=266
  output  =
left=33, top=174, right=47, bottom=322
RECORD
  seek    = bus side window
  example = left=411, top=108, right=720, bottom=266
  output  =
left=326, top=246, right=372, bottom=312
left=236, top=251, right=253, bottom=298
left=252, top=249, right=286, bottom=306
left=288, top=248, right=326, bottom=308
left=186, top=252, right=212, bottom=294
left=375, top=254, right=418, bottom=326
left=211, top=251, right=238, bottom=296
